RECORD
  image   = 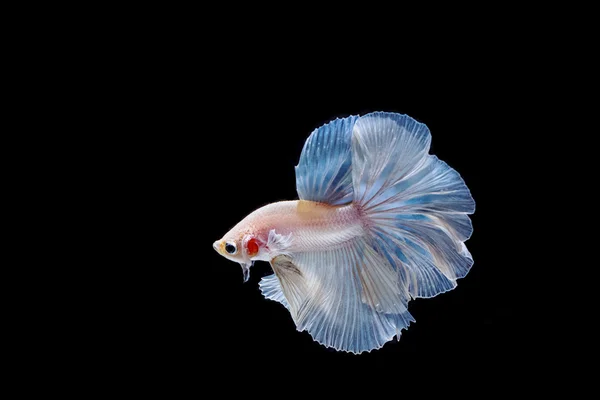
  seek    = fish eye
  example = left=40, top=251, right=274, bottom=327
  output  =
left=225, top=242, right=237, bottom=254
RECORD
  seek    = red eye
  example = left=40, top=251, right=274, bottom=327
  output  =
left=246, top=238, right=259, bottom=256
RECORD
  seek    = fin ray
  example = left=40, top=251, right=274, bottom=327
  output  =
left=295, top=116, right=358, bottom=205
left=258, top=274, right=289, bottom=310
left=269, top=238, right=414, bottom=354
left=352, top=112, right=475, bottom=299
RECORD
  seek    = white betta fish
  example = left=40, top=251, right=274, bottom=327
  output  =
left=213, top=112, right=475, bottom=354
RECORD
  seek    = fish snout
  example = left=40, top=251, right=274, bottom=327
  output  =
left=213, top=241, right=221, bottom=252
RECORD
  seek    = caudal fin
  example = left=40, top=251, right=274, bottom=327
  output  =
left=351, top=112, right=475, bottom=299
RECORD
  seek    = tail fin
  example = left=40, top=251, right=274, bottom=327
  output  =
left=352, top=112, right=475, bottom=299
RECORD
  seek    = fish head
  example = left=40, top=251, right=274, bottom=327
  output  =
left=213, top=228, right=263, bottom=283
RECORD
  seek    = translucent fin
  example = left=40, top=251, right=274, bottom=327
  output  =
left=352, top=112, right=475, bottom=299
left=295, top=116, right=358, bottom=205
left=269, top=237, right=414, bottom=354
left=372, top=228, right=458, bottom=298
left=239, top=262, right=252, bottom=283
left=258, top=274, right=289, bottom=310
left=266, top=229, right=293, bottom=255
left=269, top=255, right=308, bottom=319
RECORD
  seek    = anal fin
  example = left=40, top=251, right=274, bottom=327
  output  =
left=269, top=238, right=413, bottom=354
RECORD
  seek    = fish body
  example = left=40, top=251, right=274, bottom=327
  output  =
left=213, top=112, right=475, bottom=354
left=218, top=200, right=363, bottom=254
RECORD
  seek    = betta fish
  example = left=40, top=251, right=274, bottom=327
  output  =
left=213, top=112, right=475, bottom=354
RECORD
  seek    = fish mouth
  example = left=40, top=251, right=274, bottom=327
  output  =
left=213, top=241, right=220, bottom=252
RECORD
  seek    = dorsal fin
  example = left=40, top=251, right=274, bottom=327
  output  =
left=295, top=116, right=358, bottom=205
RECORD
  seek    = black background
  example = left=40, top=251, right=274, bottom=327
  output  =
left=98, top=41, right=546, bottom=390
left=23, top=6, right=582, bottom=393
